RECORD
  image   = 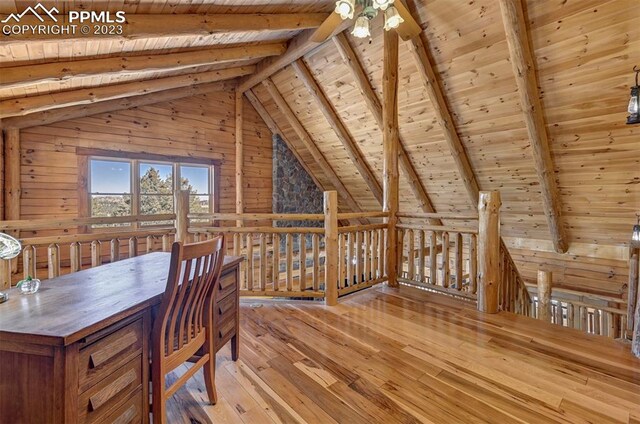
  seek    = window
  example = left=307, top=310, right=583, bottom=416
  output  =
left=87, top=154, right=217, bottom=228
left=89, top=159, right=132, bottom=226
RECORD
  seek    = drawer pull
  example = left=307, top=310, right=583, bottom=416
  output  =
left=219, top=275, right=235, bottom=290
left=89, top=369, right=137, bottom=412
left=218, top=299, right=234, bottom=316
left=89, top=331, right=138, bottom=369
left=219, top=321, right=235, bottom=339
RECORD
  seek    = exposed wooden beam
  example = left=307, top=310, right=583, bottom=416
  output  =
left=1, top=44, right=286, bottom=90
left=291, top=59, right=383, bottom=204
left=498, top=0, right=568, bottom=253
left=0, top=13, right=329, bottom=42
left=407, top=35, right=480, bottom=204
left=262, top=78, right=366, bottom=220
left=235, top=90, right=244, bottom=228
left=332, top=33, right=439, bottom=222
left=2, top=81, right=236, bottom=129
left=0, top=66, right=254, bottom=119
left=244, top=89, right=326, bottom=192
left=383, top=30, right=400, bottom=288
left=238, top=19, right=352, bottom=93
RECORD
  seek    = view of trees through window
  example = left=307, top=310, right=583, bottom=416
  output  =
left=90, top=158, right=213, bottom=227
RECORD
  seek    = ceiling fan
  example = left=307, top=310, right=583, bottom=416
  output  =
left=311, top=0, right=423, bottom=43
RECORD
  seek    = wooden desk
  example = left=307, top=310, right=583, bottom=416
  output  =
left=0, top=252, right=242, bottom=424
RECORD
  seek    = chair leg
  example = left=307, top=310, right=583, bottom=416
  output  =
left=151, top=359, right=167, bottom=424
left=203, top=337, right=217, bottom=405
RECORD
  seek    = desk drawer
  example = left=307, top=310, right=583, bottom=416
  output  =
left=216, top=292, right=236, bottom=321
left=78, top=357, right=142, bottom=423
left=78, top=318, right=143, bottom=393
left=99, top=390, right=143, bottom=424
left=216, top=318, right=236, bottom=347
left=216, top=270, right=237, bottom=300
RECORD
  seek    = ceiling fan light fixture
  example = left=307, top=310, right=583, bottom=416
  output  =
left=351, top=15, right=371, bottom=38
left=335, top=0, right=356, bottom=20
left=383, top=6, right=404, bottom=30
left=372, top=0, right=394, bottom=11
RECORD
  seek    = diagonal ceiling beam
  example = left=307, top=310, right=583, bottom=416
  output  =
left=0, top=65, right=254, bottom=119
left=238, top=19, right=353, bottom=93
left=291, top=59, right=383, bottom=204
left=332, top=33, right=439, bottom=221
left=498, top=0, right=568, bottom=253
left=244, top=89, right=326, bottom=192
left=0, top=13, right=329, bottom=42
left=2, top=80, right=237, bottom=129
left=407, top=35, right=480, bottom=205
left=262, top=78, right=367, bottom=222
left=1, top=43, right=286, bottom=90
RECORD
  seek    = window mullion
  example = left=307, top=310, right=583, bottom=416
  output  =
left=132, top=159, right=140, bottom=229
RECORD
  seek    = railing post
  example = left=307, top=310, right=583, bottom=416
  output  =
left=537, top=270, right=553, bottom=323
left=0, top=259, right=10, bottom=290
left=477, top=191, right=501, bottom=313
left=324, top=191, right=338, bottom=306
left=175, top=189, right=190, bottom=243
left=627, top=250, right=639, bottom=340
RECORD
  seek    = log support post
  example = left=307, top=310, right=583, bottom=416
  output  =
left=235, top=89, right=244, bottom=255
left=537, top=270, right=553, bottom=323
left=175, top=190, right=190, bottom=243
left=4, top=128, right=20, bottom=274
left=478, top=191, right=501, bottom=313
left=324, top=191, right=338, bottom=306
left=383, top=30, right=399, bottom=288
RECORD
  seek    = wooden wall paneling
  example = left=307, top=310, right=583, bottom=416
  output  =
left=17, top=92, right=273, bottom=270
left=0, top=67, right=255, bottom=119
left=2, top=44, right=287, bottom=90
left=291, top=59, right=383, bottom=204
left=498, top=0, right=568, bottom=253
left=244, top=89, right=326, bottom=192
left=2, top=81, right=237, bottom=130
left=238, top=19, right=352, bottom=92
left=1, top=13, right=329, bottom=42
left=0, top=128, right=3, bottom=220
left=331, top=32, right=440, bottom=221
left=407, top=35, right=480, bottom=205
left=383, top=30, right=400, bottom=287
left=262, top=78, right=366, bottom=223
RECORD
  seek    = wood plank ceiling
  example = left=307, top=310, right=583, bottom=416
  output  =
left=1, top=0, right=638, bottom=294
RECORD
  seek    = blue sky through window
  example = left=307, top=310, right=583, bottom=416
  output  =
left=181, top=166, right=209, bottom=194
left=90, top=160, right=131, bottom=193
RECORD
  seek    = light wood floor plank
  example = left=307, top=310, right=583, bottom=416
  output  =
left=166, top=285, right=640, bottom=424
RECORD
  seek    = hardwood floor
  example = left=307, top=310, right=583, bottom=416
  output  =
left=167, top=284, right=640, bottom=423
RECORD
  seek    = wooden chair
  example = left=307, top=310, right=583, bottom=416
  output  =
left=151, top=237, right=225, bottom=424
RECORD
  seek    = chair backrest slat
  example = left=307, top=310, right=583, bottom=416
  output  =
left=155, top=237, right=224, bottom=357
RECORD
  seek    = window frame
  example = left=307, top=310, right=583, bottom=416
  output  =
left=80, top=149, right=220, bottom=232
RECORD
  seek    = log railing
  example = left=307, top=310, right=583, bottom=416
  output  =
left=396, top=202, right=532, bottom=316
left=0, top=214, right=176, bottom=288
left=338, top=223, right=387, bottom=296
left=189, top=207, right=388, bottom=301
left=499, top=240, right=533, bottom=316
left=527, top=285, right=628, bottom=339
left=396, top=216, right=479, bottom=302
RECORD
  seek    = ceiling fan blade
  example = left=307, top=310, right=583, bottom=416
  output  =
left=310, top=12, right=345, bottom=43
left=394, top=1, right=423, bottom=41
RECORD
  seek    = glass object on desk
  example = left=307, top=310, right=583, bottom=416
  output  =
left=0, top=232, right=21, bottom=260
left=17, top=276, right=41, bottom=294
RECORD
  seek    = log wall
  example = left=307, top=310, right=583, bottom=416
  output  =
left=17, top=90, right=272, bottom=236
